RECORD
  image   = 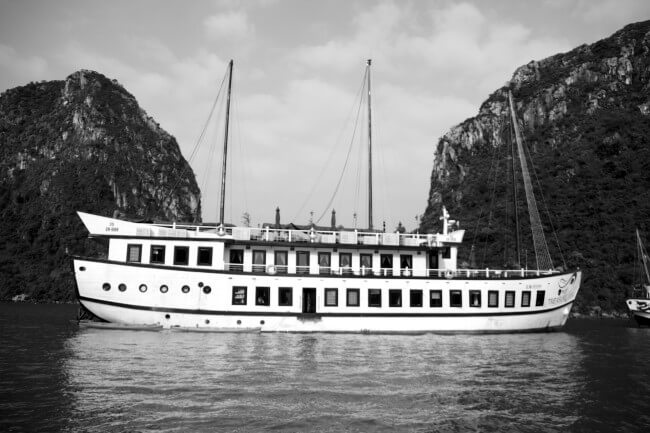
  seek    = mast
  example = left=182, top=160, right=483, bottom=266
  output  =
left=509, top=116, right=521, bottom=266
left=507, top=90, right=553, bottom=271
left=366, top=59, right=373, bottom=230
left=638, top=229, right=650, bottom=284
left=219, top=59, right=234, bottom=226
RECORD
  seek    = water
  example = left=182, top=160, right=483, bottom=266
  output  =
left=1, top=303, right=649, bottom=432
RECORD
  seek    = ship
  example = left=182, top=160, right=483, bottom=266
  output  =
left=625, top=229, right=650, bottom=326
left=72, top=60, right=582, bottom=333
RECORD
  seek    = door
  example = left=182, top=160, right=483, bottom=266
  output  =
left=302, top=288, right=317, bottom=314
left=428, top=252, right=439, bottom=276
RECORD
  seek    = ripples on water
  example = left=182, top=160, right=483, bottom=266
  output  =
left=1, top=303, right=650, bottom=432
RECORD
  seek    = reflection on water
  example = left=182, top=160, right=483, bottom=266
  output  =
left=2, top=303, right=650, bottom=432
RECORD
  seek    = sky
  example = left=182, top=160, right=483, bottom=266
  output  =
left=1, top=0, right=649, bottom=230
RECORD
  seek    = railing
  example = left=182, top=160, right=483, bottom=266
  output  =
left=150, top=222, right=463, bottom=247
left=220, top=263, right=558, bottom=279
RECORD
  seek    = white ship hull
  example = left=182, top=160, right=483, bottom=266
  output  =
left=74, top=257, right=581, bottom=333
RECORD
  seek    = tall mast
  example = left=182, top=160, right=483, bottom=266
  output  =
left=366, top=59, right=373, bottom=230
left=507, top=90, right=553, bottom=270
left=509, top=116, right=521, bottom=266
left=219, top=59, right=234, bottom=226
left=638, top=229, right=650, bottom=284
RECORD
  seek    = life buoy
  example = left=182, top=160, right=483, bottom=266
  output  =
left=266, top=265, right=277, bottom=275
left=444, top=270, right=454, bottom=279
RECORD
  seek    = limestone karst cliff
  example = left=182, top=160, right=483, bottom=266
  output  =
left=0, top=70, right=201, bottom=301
left=421, top=20, right=650, bottom=314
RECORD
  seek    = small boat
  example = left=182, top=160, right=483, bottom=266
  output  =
left=71, top=60, right=581, bottom=333
left=625, top=230, right=650, bottom=326
left=77, top=320, right=163, bottom=331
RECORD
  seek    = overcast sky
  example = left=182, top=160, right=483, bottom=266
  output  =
left=1, top=0, right=649, bottom=230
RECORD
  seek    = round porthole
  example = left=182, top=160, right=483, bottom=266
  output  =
left=139, top=284, right=148, bottom=293
left=203, top=286, right=212, bottom=294
left=118, top=283, right=127, bottom=292
left=160, top=285, right=168, bottom=293
left=237, top=320, right=242, bottom=325
left=79, top=267, right=86, bottom=271
left=182, top=285, right=190, bottom=294
left=102, top=283, right=111, bottom=291
left=205, top=319, right=210, bottom=324
left=165, top=314, right=170, bottom=319
left=198, top=282, right=204, bottom=288
left=260, top=320, right=265, bottom=325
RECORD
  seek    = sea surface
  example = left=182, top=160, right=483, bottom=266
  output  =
left=1, top=303, right=649, bottom=432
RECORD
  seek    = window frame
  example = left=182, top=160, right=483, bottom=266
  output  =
left=229, top=249, right=244, bottom=271
left=505, top=291, right=516, bottom=308
left=274, top=250, right=288, bottom=274
left=339, top=252, right=353, bottom=275
left=255, top=286, right=270, bottom=306
left=173, top=246, right=189, bottom=266
left=126, top=244, right=142, bottom=263
left=296, top=251, right=310, bottom=274
left=535, top=290, right=545, bottom=307
left=521, top=291, right=531, bottom=307
left=252, top=249, right=266, bottom=273
left=324, top=288, right=338, bottom=306
left=389, top=289, right=402, bottom=307
left=197, top=246, right=213, bottom=266
left=278, top=287, right=293, bottom=306
left=368, top=289, right=382, bottom=307
left=232, top=286, right=247, bottom=305
left=410, top=289, right=423, bottom=307
left=346, top=288, right=360, bottom=307
left=488, top=290, right=499, bottom=308
left=429, top=290, right=443, bottom=308
left=450, top=290, right=462, bottom=308
left=318, top=252, right=332, bottom=275
left=469, top=290, right=481, bottom=308
left=150, top=245, right=165, bottom=264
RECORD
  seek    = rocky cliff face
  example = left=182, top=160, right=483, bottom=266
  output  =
left=421, top=21, right=650, bottom=313
left=0, top=70, right=201, bottom=301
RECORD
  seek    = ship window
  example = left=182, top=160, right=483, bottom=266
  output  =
left=256, top=287, right=270, bottom=306
left=203, top=286, right=212, bottom=294
left=174, top=246, right=189, bottom=265
left=325, top=288, right=338, bottom=306
left=400, top=255, right=413, bottom=276
left=339, top=252, right=352, bottom=275
left=389, top=289, right=402, bottom=307
left=380, top=254, right=393, bottom=276
left=488, top=290, right=498, bottom=307
left=505, top=291, right=515, bottom=307
left=127, top=244, right=142, bottom=263
left=279, top=287, right=293, bottom=306
left=522, top=291, right=531, bottom=307
left=160, top=285, right=168, bottom=293
left=360, top=253, right=372, bottom=276
left=410, top=289, right=423, bottom=307
left=252, top=250, right=266, bottom=272
left=450, top=290, right=462, bottom=307
left=232, top=286, right=247, bottom=305
left=139, top=284, right=147, bottom=293
left=150, top=245, right=165, bottom=264
left=429, top=290, right=442, bottom=307
left=347, top=289, right=360, bottom=307
left=118, top=283, right=127, bottom=292
left=536, top=290, right=545, bottom=307
left=229, top=249, right=244, bottom=271
left=181, top=285, right=190, bottom=294
left=368, top=289, right=382, bottom=307
left=197, top=247, right=213, bottom=266
left=297, top=251, right=310, bottom=274
left=274, top=251, right=288, bottom=274
left=469, top=290, right=481, bottom=307
left=442, top=248, right=451, bottom=259
left=319, top=252, right=332, bottom=275
left=102, top=283, right=111, bottom=291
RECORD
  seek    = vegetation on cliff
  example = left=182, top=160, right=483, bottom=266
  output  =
left=421, top=20, right=650, bottom=314
left=0, top=71, right=201, bottom=302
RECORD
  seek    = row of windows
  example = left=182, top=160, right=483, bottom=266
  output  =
left=231, top=287, right=546, bottom=308
left=127, top=244, right=213, bottom=266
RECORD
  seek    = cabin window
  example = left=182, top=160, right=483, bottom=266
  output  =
left=319, top=252, right=332, bottom=275
left=400, top=255, right=413, bottom=276
left=256, top=287, right=270, bottom=306
left=325, top=288, right=338, bottom=306
left=127, top=244, right=142, bottom=263
left=203, top=286, right=211, bottom=294
left=296, top=251, right=310, bottom=274
left=442, top=248, right=451, bottom=259
left=429, top=290, right=443, bottom=307
left=275, top=251, right=288, bottom=274
left=410, top=289, right=423, bottom=307
left=360, top=253, right=372, bottom=276
left=340, top=252, right=352, bottom=275
left=160, top=285, right=168, bottom=293
left=232, top=286, right=247, bottom=305
left=389, top=289, right=402, bottom=307
left=139, top=284, right=148, bottom=293
left=368, top=289, right=382, bottom=307
left=428, top=253, right=439, bottom=276
left=278, top=287, right=293, bottom=306
left=150, top=245, right=165, bottom=264
left=505, top=291, right=515, bottom=308
left=450, top=290, right=462, bottom=308
left=173, top=246, right=189, bottom=265
left=522, top=291, right=531, bottom=307
left=118, top=283, right=127, bottom=292
left=469, top=290, right=481, bottom=307
left=380, top=254, right=393, bottom=276
left=197, top=247, right=213, bottom=266
left=536, top=291, right=545, bottom=307
left=102, top=283, right=111, bottom=291
left=229, top=249, right=244, bottom=271
left=347, top=288, right=360, bottom=307
left=252, top=250, right=266, bottom=273
left=488, top=290, right=499, bottom=307
left=181, top=285, right=190, bottom=294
